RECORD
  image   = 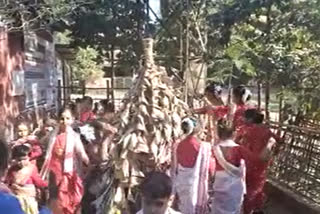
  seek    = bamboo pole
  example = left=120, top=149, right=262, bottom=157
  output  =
left=258, top=80, right=261, bottom=110
left=279, top=89, right=283, bottom=123
left=183, top=0, right=190, bottom=103
left=111, top=45, right=115, bottom=105
left=265, top=73, right=270, bottom=121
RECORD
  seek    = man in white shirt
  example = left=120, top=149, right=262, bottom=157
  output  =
left=137, top=172, right=180, bottom=214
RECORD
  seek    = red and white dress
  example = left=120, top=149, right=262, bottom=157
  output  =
left=173, top=135, right=215, bottom=214
left=41, top=126, right=89, bottom=214
left=212, top=139, right=250, bottom=214
left=194, top=104, right=252, bottom=142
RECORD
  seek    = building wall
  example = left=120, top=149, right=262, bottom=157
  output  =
left=0, top=29, right=24, bottom=140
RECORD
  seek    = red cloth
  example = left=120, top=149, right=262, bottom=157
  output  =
left=236, top=124, right=281, bottom=213
left=48, top=133, right=85, bottom=214
left=57, top=172, right=83, bottom=214
left=7, top=165, right=48, bottom=188
left=194, top=104, right=251, bottom=129
left=232, top=104, right=250, bottom=129
left=13, top=137, right=42, bottom=161
left=236, top=124, right=281, bottom=155
left=176, top=136, right=215, bottom=175
left=80, top=111, right=96, bottom=123
left=194, top=105, right=228, bottom=120
left=215, top=146, right=253, bottom=172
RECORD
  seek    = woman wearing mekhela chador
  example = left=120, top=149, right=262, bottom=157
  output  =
left=236, top=109, right=283, bottom=214
left=193, top=82, right=226, bottom=142
left=194, top=85, right=254, bottom=132
left=41, top=107, right=89, bottom=214
left=211, top=119, right=252, bottom=214
left=172, top=117, right=215, bottom=214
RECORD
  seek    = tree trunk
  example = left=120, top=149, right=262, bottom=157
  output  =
left=265, top=74, right=270, bottom=121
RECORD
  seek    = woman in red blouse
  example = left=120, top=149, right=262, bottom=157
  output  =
left=41, top=107, right=90, bottom=214
left=173, top=117, right=215, bottom=214
left=236, top=109, right=283, bottom=214
left=194, top=85, right=254, bottom=141
left=212, top=119, right=253, bottom=214
left=193, top=83, right=226, bottom=142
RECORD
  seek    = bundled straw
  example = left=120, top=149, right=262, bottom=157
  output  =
left=110, top=38, right=189, bottom=210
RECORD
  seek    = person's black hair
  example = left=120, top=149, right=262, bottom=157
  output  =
left=181, top=117, right=197, bottom=135
left=59, top=106, right=76, bottom=118
left=15, top=119, right=31, bottom=131
left=100, top=99, right=115, bottom=113
left=12, top=144, right=31, bottom=159
left=181, top=121, right=190, bottom=134
left=233, top=85, right=251, bottom=101
left=93, top=102, right=99, bottom=114
left=205, top=82, right=222, bottom=97
left=244, top=109, right=257, bottom=121
left=65, top=102, right=77, bottom=114
left=83, top=96, right=93, bottom=106
left=244, top=109, right=264, bottom=124
left=75, top=98, right=82, bottom=104
left=217, top=119, right=234, bottom=140
left=141, top=171, right=173, bottom=200
left=0, top=139, right=9, bottom=174
left=254, top=112, right=264, bottom=124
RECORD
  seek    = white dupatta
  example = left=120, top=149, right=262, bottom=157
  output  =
left=40, top=126, right=85, bottom=178
left=174, top=141, right=211, bottom=214
left=211, top=140, right=246, bottom=214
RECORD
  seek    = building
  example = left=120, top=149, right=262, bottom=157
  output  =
left=0, top=26, right=61, bottom=140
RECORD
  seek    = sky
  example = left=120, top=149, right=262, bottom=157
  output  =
left=149, top=0, right=161, bottom=21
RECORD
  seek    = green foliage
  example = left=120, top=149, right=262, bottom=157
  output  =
left=72, top=46, right=104, bottom=82
left=159, top=0, right=320, bottom=117
left=54, top=30, right=73, bottom=44
left=4, top=0, right=320, bottom=117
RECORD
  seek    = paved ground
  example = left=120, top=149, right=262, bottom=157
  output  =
left=265, top=198, right=292, bottom=214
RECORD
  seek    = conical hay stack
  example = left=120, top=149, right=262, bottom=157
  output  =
left=110, top=38, right=189, bottom=208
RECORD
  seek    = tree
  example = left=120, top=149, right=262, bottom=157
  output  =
left=72, top=46, right=104, bottom=82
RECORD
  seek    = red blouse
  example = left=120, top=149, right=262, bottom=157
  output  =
left=176, top=136, right=215, bottom=175
left=80, top=111, right=96, bottom=123
left=215, top=146, right=253, bottom=171
left=13, top=137, right=42, bottom=161
left=194, top=104, right=251, bottom=129
left=236, top=124, right=281, bottom=155
left=7, top=165, right=48, bottom=188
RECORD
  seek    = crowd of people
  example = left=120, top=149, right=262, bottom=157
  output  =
left=0, top=84, right=284, bottom=214
left=0, top=96, right=116, bottom=214
left=169, top=84, right=284, bottom=214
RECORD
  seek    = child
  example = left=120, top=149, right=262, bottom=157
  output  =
left=98, top=99, right=115, bottom=121
left=12, top=120, right=42, bottom=164
left=212, top=119, right=250, bottom=214
left=0, top=139, right=25, bottom=214
left=6, top=144, right=48, bottom=214
left=137, top=172, right=180, bottom=214
left=80, top=96, right=96, bottom=123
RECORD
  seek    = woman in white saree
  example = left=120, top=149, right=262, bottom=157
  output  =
left=211, top=119, right=248, bottom=214
left=173, top=117, right=215, bottom=214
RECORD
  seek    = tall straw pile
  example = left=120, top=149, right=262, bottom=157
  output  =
left=111, top=38, right=189, bottom=209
